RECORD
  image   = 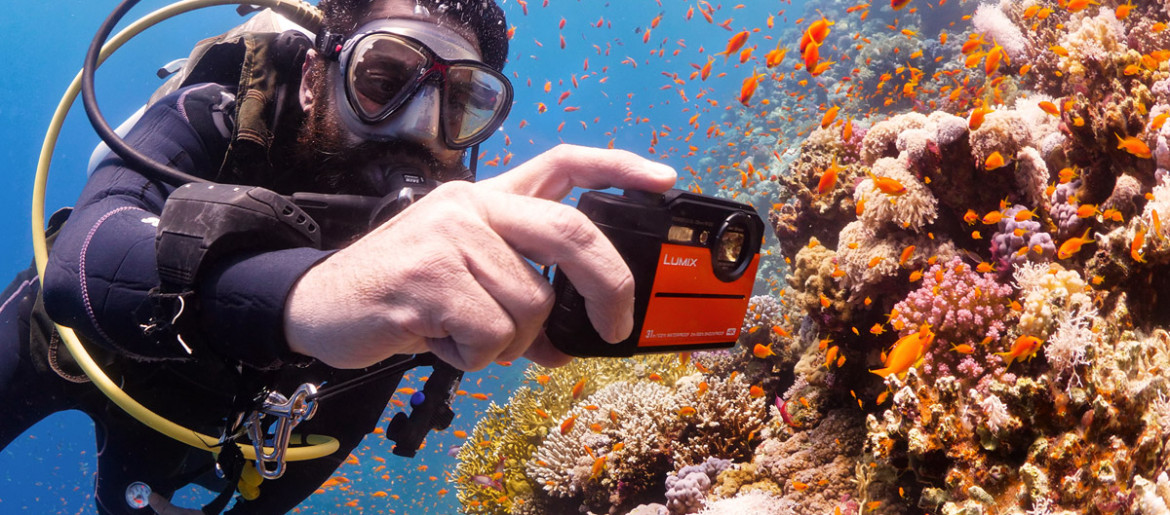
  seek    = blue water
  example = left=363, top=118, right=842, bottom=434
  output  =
left=0, top=0, right=802, bottom=513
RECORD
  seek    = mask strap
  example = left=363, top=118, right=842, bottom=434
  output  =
left=468, top=143, right=480, bottom=181
left=316, top=29, right=345, bottom=61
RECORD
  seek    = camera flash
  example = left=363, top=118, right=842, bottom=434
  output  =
left=667, top=225, right=694, bottom=243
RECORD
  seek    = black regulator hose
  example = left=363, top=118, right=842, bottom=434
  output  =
left=82, top=0, right=205, bottom=186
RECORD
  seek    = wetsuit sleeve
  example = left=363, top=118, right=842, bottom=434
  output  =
left=41, top=83, right=331, bottom=368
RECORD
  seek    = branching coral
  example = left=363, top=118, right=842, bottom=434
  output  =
left=455, top=356, right=698, bottom=514
left=713, top=409, right=867, bottom=513
left=670, top=373, right=767, bottom=467
left=528, top=380, right=683, bottom=511
left=889, top=256, right=1014, bottom=347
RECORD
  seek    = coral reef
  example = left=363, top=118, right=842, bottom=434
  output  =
left=455, top=1, right=1170, bottom=514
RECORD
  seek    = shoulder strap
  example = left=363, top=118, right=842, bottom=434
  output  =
left=147, top=10, right=312, bottom=184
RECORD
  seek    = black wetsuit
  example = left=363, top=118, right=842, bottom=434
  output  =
left=0, top=83, right=404, bottom=514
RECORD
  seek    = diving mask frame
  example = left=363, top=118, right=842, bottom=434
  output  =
left=319, top=18, right=514, bottom=149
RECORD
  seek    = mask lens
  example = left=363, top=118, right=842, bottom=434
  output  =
left=349, top=36, right=428, bottom=120
left=444, top=66, right=508, bottom=146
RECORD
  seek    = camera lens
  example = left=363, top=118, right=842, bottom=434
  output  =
left=711, top=211, right=760, bottom=282
left=716, top=229, right=744, bottom=263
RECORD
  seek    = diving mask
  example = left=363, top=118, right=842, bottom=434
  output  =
left=326, top=18, right=513, bottom=149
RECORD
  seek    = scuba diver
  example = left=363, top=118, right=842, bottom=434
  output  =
left=0, top=0, right=677, bottom=512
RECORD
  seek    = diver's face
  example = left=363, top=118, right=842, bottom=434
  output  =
left=296, top=0, right=483, bottom=194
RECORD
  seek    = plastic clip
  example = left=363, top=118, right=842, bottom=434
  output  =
left=246, top=383, right=319, bottom=480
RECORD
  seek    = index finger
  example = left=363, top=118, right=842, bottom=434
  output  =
left=479, top=144, right=677, bottom=200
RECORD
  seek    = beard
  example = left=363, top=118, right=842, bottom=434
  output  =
left=273, top=59, right=469, bottom=196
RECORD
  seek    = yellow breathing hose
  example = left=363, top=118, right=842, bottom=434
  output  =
left=32, top=0, right=338, bottom=462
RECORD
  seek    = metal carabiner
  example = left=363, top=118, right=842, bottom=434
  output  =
left=246, top=383, right=319, bottom=480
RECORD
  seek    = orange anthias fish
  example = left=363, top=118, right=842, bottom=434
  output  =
left=1116, top=0, right=1135, bottom=19
left=803, top=42, right=821, bottom=73
left=899, top=245, right=916, bottom=265
left=815, top=160, right=839, bottom=195
left=968, top=105, right=991, bottom=130
left=764, top=46, right=788, bottom=68
left=739, top=69, right=765, bottom=106
left=1133, top=227, right=1148, bottom=263
left=995, top=335, right=1043, bottom=367
left=865, top=170, right=906, bottom=195
left=1057, top=227, right=1094, bottom=259
left=719, top=31, right=750, bottom=60
left=871, top=325, right=935, bottom=378
left=984, top=44, right=1005, bottom=75
left=984, top=151, right=1008, bottom=170
left=1116, top=133, right=1152, bottom=158
left=700, top=56, right=714, bottom=81
left=753, top=343, right=776, bottom=359
left=821, top=105, right=841, bottom=129
left=560, top=415, right=578, bottom=435
left=891, top=0, right=912, bottom=11
left=807, top=16, right=834, bottom=45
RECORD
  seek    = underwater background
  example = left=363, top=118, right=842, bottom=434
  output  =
left=7, top=0, right=1170, bottom=513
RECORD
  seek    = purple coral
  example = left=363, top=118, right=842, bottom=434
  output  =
left=664, top=457, right=732, bottom=515
left=990, top=205, right=1056, bottom=272
left=1049, top=181, right=1084, bottom=240
left=890, top=257, right=1013, bottom=347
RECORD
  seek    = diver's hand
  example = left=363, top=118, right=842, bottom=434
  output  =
left=149, top=493, right=203, bottom=515
left=284, top=145, right=676, bottom=370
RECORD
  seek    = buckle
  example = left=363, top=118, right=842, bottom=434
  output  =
left=246, top=383, right=320, bottom=480
left=316, top=30, right=345, bottom=61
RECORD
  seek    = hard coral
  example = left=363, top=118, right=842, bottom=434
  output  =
left=664, top=457, right=731, bottom=515
left=773, top=125, right=866, bottom=259
left=671, top=373, right=768, bottom=467
left=787, top=239, right=853, bottom=324
left=528, top=380, right=682, bottom=513
left=889, top=256, right=1014, bottom=348
left=989, top=205, right=1056, bottom=273
left=860, top=112, right=929, bottom=166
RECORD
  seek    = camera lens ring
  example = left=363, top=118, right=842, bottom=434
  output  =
left=711, top=211, right=760, bottom=282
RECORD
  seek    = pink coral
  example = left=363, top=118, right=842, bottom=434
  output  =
left=889, top=257, right=1013, bottom=347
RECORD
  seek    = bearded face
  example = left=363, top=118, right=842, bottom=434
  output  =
left=286, top=61, right=468, bottom=196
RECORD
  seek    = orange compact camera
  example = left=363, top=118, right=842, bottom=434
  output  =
left=547, top=189, right=764, bottom=357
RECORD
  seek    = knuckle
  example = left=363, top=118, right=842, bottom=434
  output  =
left=547, top=206, right=598, bottom=249
left=546, top=143, right=584, bottom=167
